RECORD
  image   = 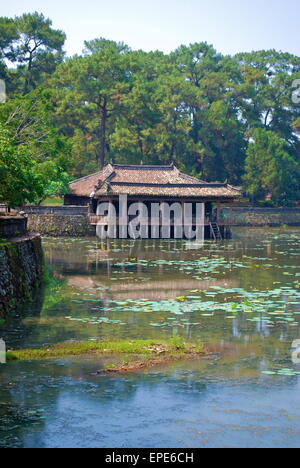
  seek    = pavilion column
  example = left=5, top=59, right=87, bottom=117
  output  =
left=216, top=203, right=221, bottom=223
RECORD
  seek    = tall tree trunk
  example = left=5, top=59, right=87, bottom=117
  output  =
left=24, top=51, right=33, bottom=94
left=99, top=105, right=107, bottom=170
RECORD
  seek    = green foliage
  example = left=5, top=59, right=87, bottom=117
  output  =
left=0, top=87, right=72, bottom=204
left=52, top=39, right=132, bottom=170
left=0, top=125, right=44, bottom=206
left=244, top=128, right=300, bottom=205
left=170, top=330, right=185, bottom=350
left=0, top=12, right=66, bottom=94
left=0, top=12, right=300, bottom=205
left=42, top=172, right=72, bottom=200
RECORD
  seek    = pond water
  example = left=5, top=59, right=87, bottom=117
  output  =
left=0, top=228, right=300, bottom=448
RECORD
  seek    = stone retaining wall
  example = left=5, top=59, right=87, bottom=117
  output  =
left=222, top=207, right=300, bottom=226
left=24, top=207, right=300, bottom=239
left=0, top=234, right=43, bottom=318
left=27, top=214, right=95, bottom=237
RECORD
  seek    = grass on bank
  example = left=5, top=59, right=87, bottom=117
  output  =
left=40, top=197, right=63, bottom=206
left=6, top=337, right=205, bottom=363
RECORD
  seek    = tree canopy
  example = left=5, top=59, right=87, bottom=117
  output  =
left=0, top=12, right=65, bottom=94
left=1, top=11, right=300, bottom=206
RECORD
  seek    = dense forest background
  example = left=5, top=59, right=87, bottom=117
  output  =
left=0, top=12, right=300, bottom=206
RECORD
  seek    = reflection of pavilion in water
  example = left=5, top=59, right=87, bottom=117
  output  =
left=46, top=238, right=233, bottom=275
left=66, top=276, right=238, bottom=301
left=46, top=239, right=239, bottom=300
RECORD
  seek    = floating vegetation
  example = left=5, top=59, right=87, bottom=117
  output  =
left=262, top=368, right=300, bottom=377
left=6, top=231, right=300, bottom=366
left=65, top=316, right=126, bottom=325
left=6, top=338, right=205, bottom=361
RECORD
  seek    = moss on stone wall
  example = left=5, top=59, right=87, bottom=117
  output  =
left=0, top=235, right=44, bottom=318
left=27, top=214, right=95, bottom=237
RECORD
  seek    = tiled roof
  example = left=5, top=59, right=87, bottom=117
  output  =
left=69, top=166, right=112, bottom=197
left=69, top=164, right=241, bottom=199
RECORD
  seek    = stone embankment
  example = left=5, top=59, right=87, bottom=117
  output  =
left=0, top=217, right=43, bottom=317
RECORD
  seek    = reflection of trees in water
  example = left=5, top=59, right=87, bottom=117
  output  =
left=44, top=238, right=242, bottom=277
left=1, top=233, right=299, bottom=446
left=0, top=274, right=70, bottom=349
left=0, top=361, right=208, bottom=448
left=0, top=287, right=45, bottom=349
left=66, top=274, right=238, bottom=301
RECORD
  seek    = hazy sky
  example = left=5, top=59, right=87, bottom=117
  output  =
left=2, top=0, right=299, bottom=57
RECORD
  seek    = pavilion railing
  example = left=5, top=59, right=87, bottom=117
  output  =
left=88, top=215, right=214, bottom=226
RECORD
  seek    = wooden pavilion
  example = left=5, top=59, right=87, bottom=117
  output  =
left=64, top=164, right=240, bottom=239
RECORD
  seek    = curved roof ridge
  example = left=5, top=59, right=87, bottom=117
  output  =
left=177, top=171, right=206, bottom=184
left=70, top=164, right=113, bottom=185
left=111, top=163, right=175, bottom=170
left=110, top=181, right=229, bottom=188
left=70, top=170, right=104, bottom=185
